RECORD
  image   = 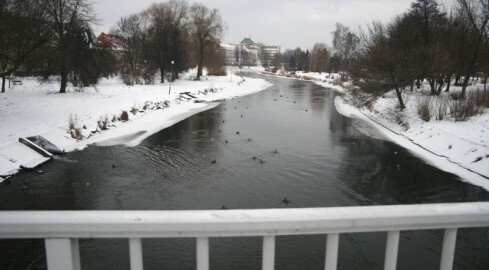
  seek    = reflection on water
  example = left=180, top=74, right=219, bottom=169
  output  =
left=0, top=75, right=488, bottom=269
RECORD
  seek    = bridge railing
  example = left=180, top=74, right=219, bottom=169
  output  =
left=1, top=202, right=489, bottom=270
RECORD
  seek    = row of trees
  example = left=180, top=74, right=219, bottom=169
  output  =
left=0, top=0, right=226, bottom=93
left=352, top=0, right=489, bottom=109
left=110, top=0, right=225, bottom=85
left=282, top=43, right=330, bottom=73
left=280, top=22, right=357, bottom=74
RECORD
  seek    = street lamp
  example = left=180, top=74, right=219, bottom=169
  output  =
left=169, top=60, right=175, bottom=95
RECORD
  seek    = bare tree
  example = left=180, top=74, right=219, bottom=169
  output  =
left=408, top=0, right=452, bottom=95
left=332, top=23, right=359, bottom=77
left=43, top=0, right=96, bottom=93
left=309, top=43, right=330, bottom=73
left=0, top=0, right=50, bottom=92
left=188, top=3, right=225, bottom=79
left=456, top=0, right=489, bottom=98
left=146, top=0, right=188, bottom=83
left=111, top=13, right=150, bottom=85
left=355, top=21, right=407, bottom=110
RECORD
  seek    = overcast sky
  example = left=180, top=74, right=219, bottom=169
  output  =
left=93, top=0, right=423, bottom=50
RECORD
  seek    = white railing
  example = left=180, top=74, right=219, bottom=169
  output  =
left=1, top=202, right=489, bottom=270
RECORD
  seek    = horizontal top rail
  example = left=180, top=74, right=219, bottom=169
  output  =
left=1, top=202, right=488, bottom=239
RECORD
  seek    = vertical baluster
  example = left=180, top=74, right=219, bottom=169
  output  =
left=440, top=228, right=458, bottom=270
left=262, top=235, right=275, bottom=270
left=197, top=237, right=209, bottom=270
left=325, top=233, right=339, bottom=270
left=45, top=238, right=81, bottom=270
left=129, top=238, right=144, bottom=270
left=384, top=231, right=400, bottom=270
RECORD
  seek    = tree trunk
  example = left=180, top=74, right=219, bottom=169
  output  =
left=1, top=76, right=6, bottom=93
left=160, top=65, right=165, bottom=83
left=435, top=77, right=444, bottom=95
left=429, top=78, right=436, bottom=95
left=455, top=76, right=460, bottom=86
left=445, top=75, right=452, bottom=92
left=484, top=74, right=488, bottom=92
left=391, top=72, right=405, bottom=110
left=461, top=35, right=483, bottom=99
left=461, top=74, right=470, bottom=99
left=197, top=44, right=205, bottom=79
left=60, top=70, right=68, bottom=93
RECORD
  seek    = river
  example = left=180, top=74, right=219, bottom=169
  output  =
left=0, top=75, right=488, bottom=269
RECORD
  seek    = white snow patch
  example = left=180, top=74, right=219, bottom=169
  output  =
left=267, top=70, right=489, bottom=190
left=334, top=94, right=489, bottom=191
left=0, top=71, right=271, bottom=176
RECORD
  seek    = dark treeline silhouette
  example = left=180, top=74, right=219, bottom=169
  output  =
left=1, top=0, right=118, bottom=93
left=348, top=0, right=489, bottom=109
left=0, top=0, right=226, bottom=93
left=281, top=44, right=330, bottom=74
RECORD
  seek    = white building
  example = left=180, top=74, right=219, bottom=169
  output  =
left=221, top=38, right=280, bottom=67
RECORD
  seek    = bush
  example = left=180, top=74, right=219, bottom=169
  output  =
left=417, top=96, right=432, bottom=122
left=120, top=111, right=129, bottom=121
left=332, top=77, right=342, bottom=86
left=68, top=114, right=78, bottom=131
left=208, top=67, right=227, bottom=76
left=449, top=92, right=483, bottom=121
left=68, top=114, right=83, bottom=140
left=434, top=97, right=449, bottom=121
left=473, top=89, right=489, bottom=108
left=98, top=115, right=109, bottom=131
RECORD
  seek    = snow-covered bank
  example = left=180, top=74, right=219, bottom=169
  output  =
left=0, top=71, right=272, bottom=177
left=261, top=70, right=347, bottom=94
left=264, top=70, right=489, bottom=190
left=334, top=96, right=489, bottom=190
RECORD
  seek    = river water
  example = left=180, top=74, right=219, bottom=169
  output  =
left=1, top=75, right=488, bottom=269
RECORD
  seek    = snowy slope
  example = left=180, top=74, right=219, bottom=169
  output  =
left=0, top=71, right=272, bottom=177
left=336, top=89, right=488, bottom=191
left=263, top=70, right=489, bottom=190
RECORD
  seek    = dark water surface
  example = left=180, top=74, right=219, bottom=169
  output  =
left=1, top=75, right=488, bottom=269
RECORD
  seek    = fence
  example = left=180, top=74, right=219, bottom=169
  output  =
left=1, top=202, right=488, bottom=270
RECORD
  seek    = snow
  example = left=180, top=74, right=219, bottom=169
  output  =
left=333, top=84, right=489, bottom=191
left=0, top=69, right=272, bottom=177
left=3, top=66, right=488, bottom=191
left=263, top=70, right=489, bottom=190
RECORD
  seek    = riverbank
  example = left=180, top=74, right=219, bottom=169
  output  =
left=0, top=70, right=272, bottom=178
left=262, top=70, right=489, bottom=190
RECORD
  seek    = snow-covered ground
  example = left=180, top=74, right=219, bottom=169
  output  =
left=0, top=69, right=272, bottom=178
left=264, top=70, right=489, bottom=190
left=3, top=66, right=488, bottom=191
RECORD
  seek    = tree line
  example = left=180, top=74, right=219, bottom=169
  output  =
left=110, top=0, right=225, bottom=85
left=350, top=0, right=489, bottom=109
left=0, top=0, right=225, bottom=93
left=282, top=43, right=330, bottom=74
left=280, top=23, right=357, bottom=75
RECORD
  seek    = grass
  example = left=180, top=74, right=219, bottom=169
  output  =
left=416, top=96, right=432, bottom=122
left=120, top=111, right=129, bottom=121
left=68, top=114, right=83, bottom=140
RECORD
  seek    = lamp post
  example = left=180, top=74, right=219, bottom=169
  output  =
left=168, top=60, right=174, bottom=95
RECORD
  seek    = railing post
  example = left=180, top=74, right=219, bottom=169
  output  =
left=45, top=238, right=80, bottom=270
left=262, top=235, right=275, bottom=270
left=440, top=228, right=458, bottom=270
left=325, top=233, right=339, bottom=270
left=197, top=237, right=209, bottom=270
left=384, top=231, right=400, bottom=270
left=129, top=238, right=144, bottom=270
